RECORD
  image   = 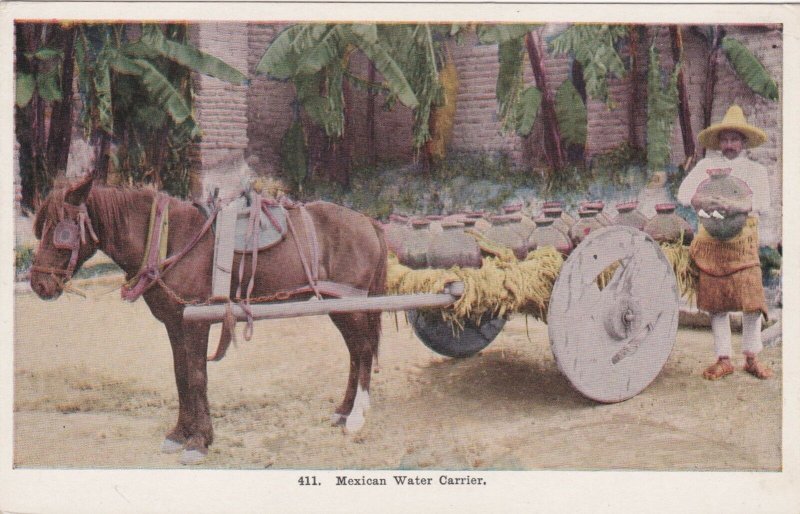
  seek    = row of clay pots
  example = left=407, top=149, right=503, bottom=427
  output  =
left=385, top=200, right=694, bottom=268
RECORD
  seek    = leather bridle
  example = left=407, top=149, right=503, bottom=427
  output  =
left=31, top=203, right=99, bottom=282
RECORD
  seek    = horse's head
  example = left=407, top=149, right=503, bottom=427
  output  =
left=30, top=176, right=100, bottom=300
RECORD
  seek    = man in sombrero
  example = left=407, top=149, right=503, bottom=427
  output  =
left=677, top=105, right=774, bottom=380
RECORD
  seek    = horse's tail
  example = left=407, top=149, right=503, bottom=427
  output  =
left=370, top=220, right=388, bottom=297
left=368, top=220, right=388, bottom=360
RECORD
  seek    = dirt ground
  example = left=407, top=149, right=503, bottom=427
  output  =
left=13, top=283, right=782, bottom=471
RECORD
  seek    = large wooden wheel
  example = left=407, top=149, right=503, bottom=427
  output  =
left=547, top=226, right=680, bottom=403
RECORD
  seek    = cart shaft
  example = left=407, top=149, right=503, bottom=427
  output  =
left=183, top=282, right=464, bottom=322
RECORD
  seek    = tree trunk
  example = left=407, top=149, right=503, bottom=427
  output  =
left=93, top=131, right=111, bottom=183
left=701, top=26, right=724, bottom=158
left=669, top=25, right=696, bottom=166
left=627, top=25, right=642, bottom=150
left=45, top=25, right=77, bottom=180
left=15, top=23, right=40, bottom=211
left=568, top=59, right=587, bottom=162
left=524, top=31, right=565, bottom=171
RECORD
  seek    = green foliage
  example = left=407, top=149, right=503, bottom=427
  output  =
left=257, top=23, right=432, bottom=154
left=478, top=25, right=547, bottom=137
left=15, top=244, right=35, bottom=274
left=549, top=24, right=628, bottom=105
left=135, top=25, right=247, bottom=84
left=554, top=79, right=587, bottom=147
left=72, top=23, right=245, bottom=196
left=15, top=73, right=35, bottom=108
left=721, top=36, right=779, bottom=101
left=16, top=44, right=65, bottom=107
left=280, top=119, right=308, bottom=190
left=475, top=24, right=540, bottom=45
left=646, top=44, right=679, bottom=171
left=378, top=24, right=441, bottom=149
left=515, top=87, right=543, bottom=137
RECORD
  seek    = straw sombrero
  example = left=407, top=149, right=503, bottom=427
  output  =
left=697, top=105, right=767, bottom=150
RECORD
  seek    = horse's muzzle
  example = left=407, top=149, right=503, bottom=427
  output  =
left=30, top=274, right=63, bottom=300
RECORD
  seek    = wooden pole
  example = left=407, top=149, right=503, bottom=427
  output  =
left=183, top=282, right=465, bottom=323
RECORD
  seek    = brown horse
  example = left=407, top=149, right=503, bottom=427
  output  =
left=29, top=177, right=387, bottom=465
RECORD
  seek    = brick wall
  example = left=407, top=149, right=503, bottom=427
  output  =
left=189, top=22, right=250, bottom=197
left=188, top=22, right=781, bottom=241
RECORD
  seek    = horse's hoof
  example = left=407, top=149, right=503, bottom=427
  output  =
left=180, top=448, right=208, bottom=465
left=344, top=411, right=365, bottom=434
left=161, top=438, right=184, bottom=454
left=330, top=413, right=346, bottom=426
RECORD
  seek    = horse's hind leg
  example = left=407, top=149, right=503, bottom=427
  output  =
left=329, top=311, right=380, bottom=433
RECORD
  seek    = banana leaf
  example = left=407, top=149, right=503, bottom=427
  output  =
left=646, top=45, right=679, bottom=171
left=256, top=24, right=330, bottom=79
left=94, top=49, right=114, bottom=133
left=555, top=79, right=587, bottom=146
left=30, top=47, right=64, bottom=60
left=293, top=25, right=344, bottom=75
left=138, top=25, right=247, bottom=85
left=36, top=66, right=62, bottom=102
left=280, top=119, right=308, bottom=187
left=15, top=73, right=35, bottom=107
left=346, top=24, right=419, bottom=108
left=550, top=24, right=627, bottom=104
left=721, top=36, right=779, bottom=101
left=476, top=24, right=540, bottom=45
left=496, top=38, right=524, bottom=131
left=515, top=86, right=542, bottom=137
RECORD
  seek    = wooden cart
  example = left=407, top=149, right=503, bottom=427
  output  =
left=185, top=226, right=680, bottom=404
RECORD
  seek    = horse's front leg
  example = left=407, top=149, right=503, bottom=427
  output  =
left=160, top=319, right=191, bottom=454
left=179, top=320, right=213, bottom=465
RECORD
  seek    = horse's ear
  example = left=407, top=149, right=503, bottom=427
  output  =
left=34, top=206, right=47, bottom=240
left=65, top=174, right=94, bottom=206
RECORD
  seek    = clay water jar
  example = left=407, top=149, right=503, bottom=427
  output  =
left=426, top=221, right=482, bottom=269
left=543, top=200, right=575, bottom=226
left=501, top=205, right=535, bottom=245
left=383, top=214, right=411, bottom=259
left=531, top=217, right=573, bottom=256
left=542, top=206, right=572, bottom=235
left=612, top=201, right=648, bottom=231
left=569, top=208, right=604, bottom=246
left=691, top=167, right=751, bottom=240
left=581, top=200, right=612, bottom=226
left=400, top=218, right=433, bottom=269
left=484, top=214, right=529, bottom=260
left=644, top=203, right=694, bottom=244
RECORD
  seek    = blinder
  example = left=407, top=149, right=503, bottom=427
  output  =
left=31, top=202, right=99, bottom=281
left=53, top=219, right=81, bottom=250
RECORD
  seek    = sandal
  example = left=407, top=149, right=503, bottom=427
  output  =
left=744, top=358, right=774, bottom=379
left=703, top=358, right=734, bottom=380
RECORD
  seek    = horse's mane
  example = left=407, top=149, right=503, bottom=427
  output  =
left=34, top=183, right=173, bottom=240
left=88, top=185, right=155, bottom=234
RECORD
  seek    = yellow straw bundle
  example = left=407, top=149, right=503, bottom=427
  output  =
left=387, top=241, right=697, bottom=326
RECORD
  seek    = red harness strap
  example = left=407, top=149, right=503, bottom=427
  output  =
left=122, top=194, right=219, bottom=302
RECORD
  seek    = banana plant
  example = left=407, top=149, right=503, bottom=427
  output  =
left=694, top=25, right=779, bottom=156
left=549, top=24, right=628, bottom=107
left=477, top=24, right=574, bottom=171
left=15, top=22, right=248, bottom=202
left=646, top=43, right=680, bottom=171
left=258, top=23, right=455, bottom=186
left=76, top=23, right=247, bottom=195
